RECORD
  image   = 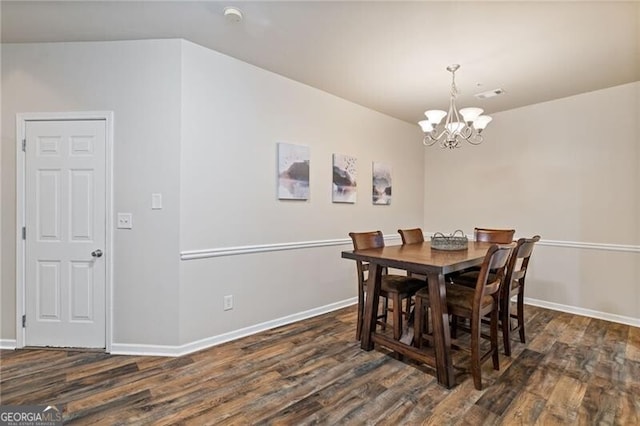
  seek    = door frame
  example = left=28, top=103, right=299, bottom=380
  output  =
left=16, top=111, right=114, bottom=351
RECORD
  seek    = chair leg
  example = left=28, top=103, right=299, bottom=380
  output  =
left=491, top=307, right=500, bottom=371
left=414, top=296, right=423, bottom=348
left=470, top=315, right=482, bottom=390
left=391, top=293, right=403, bottom=340
left=356, top=290, right=364, bottom=341
left=380, top=297, right=389, bottom=331
left=517, top=291, right=526, bottom=343
left=405, top=296, right=412, bottom=320
left=451, top=315, right=458, bottom=339
left=501, top=299, right=512, bottom=357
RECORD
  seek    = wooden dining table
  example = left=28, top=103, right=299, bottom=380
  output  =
left=341, top=240, right=494, bottom=388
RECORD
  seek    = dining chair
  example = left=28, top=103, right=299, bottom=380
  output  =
left=449, top=226, right=515, bottom=282
left=499, top=235, right=540, bottom=356
left=447, top=227, right=515, bottom=281
left=451, top=235, right=540, bottom=356
left=414, top=243, right=514, bottom=390
left=398, top=228, right=426, bottom=281
left=398, top=228, right=425, bottom=244
left=349, top=231, right=425, bottom=341
left=474, top=227, right=515, bottom=243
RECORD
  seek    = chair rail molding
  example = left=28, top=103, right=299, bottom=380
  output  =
left=426, top=232, right=639, bottom=253
left=181, top=235, right=402, bottom=260
left=535, top=239, right=640, bottom=253
left=182, top=234, right=640, bottom=261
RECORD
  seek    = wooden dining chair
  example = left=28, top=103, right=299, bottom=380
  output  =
left=447, top=227, right=515, bottom=281
left=451, top=235, right=540, bottom=356
left=398, top=228, right=425, bottom=244
left=499, top=235, right=540, bottom=356
left=450, top=227, right=515, bottom=281
left=414, top=243, right=514, bottom=390
left=398, top=228, right=426, bottom=280
left=349, top=231, right=425, bottom=341
left=474, top=227, right=515, bottom=243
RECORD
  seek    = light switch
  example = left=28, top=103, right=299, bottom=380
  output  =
left=151, top=193, right=162, bottom=210
left=117, top=213, right=133, bottom=229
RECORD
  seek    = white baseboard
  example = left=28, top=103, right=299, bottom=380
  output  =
left=7, top=296, right=637, bottom=356
left=524, top=297, right=640, bottom=327
left=111, top=297, right=358, bottom=357
left=0, top=339, right=17, bottom=350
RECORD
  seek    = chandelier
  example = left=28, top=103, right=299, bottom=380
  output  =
left=419, top=64, right=492, bottom=149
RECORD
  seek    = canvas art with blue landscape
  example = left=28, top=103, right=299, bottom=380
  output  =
left=278, top=143, right=310, bottom=200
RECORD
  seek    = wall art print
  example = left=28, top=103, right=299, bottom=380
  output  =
left=332, top=153, right=357, bottom=203
left=372, top=162, right=392, bottom=205
left=278, top=143, right=310, bottom=200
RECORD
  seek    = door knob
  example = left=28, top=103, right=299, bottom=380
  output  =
left=91, top=249, right=103, bottom=258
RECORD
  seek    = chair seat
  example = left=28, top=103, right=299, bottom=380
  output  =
left=446, top=284, right=494, bottom=311
left=415, top=284, right=493, bottom=311
left=368, top=275, right=425, bottom=295
left=455, top=272, right=523, bottom=299
left=453, top=271, right=497, bottom=288
left=456, top=270, right=480, bottom=283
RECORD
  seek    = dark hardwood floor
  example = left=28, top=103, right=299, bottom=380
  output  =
left=1, top=304, right=639, bottom=425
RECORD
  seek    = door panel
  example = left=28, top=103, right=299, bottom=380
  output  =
left=25, top=119, right=106, bottom=348
left=70, top=261, right=93, bottom=321
left=37, top=261, right=61, bottom=320
left=70, top=169, right=93, bottom=240
left=37, top=170, right=61, bottom=240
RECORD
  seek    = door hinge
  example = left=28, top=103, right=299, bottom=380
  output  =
left=22, top=227, right=26, bottom=240
left=22, top=139, right=26, bottom=152
left=22, top=315, right=26, bottom=328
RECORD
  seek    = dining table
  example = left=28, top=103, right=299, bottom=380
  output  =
left=341, top=240, right=494, bottom=388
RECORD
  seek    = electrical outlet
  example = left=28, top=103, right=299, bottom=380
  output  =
left=223, top=295, right=233, bottom=311
left=117, top=213, right=133, bottom=229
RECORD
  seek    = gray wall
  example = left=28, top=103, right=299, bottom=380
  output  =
left=424, top=82, right=640, bottom=322
left=1, top=39, right=425, bottom=349
left=2, top=40, right=183, bottom=345
left=178, top=41, right=425, bottom=344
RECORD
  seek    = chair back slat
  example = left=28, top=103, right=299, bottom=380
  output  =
left=475, top=244, right=514, bottom=303
left=474, top=227, right=515, bottom=244
left=398, top=228, right=425, bottom=245
left=349, top=231, right=385, bottom=285
left=349, top=231, right=385, bottom=250
left=502, top=235, right=540, bottom=298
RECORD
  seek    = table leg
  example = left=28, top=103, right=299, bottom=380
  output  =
left=427, top=272, right=454, bottom=388
left=360, top=262, right=382, bottom=351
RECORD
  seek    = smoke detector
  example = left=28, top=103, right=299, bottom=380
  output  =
left=224, top=6, right=243, bottom=23
left=474, top=88, right=505, bottom=100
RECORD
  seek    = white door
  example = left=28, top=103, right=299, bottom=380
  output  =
left=24, top=119, right=106, bottom=348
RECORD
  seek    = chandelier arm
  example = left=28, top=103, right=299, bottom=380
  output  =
left=423, top=135, right=439, bottom=147
left=434, top=128, right=449, bottom=141
left=466, top=134, right=484, bottom=145
left=459, top=126, right=474, bottom=140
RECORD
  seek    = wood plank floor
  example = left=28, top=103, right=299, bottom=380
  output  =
left=1, top=304, right=639, bottom=425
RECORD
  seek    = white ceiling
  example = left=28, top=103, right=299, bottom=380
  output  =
left=2, top=1, right=639, bottom=124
